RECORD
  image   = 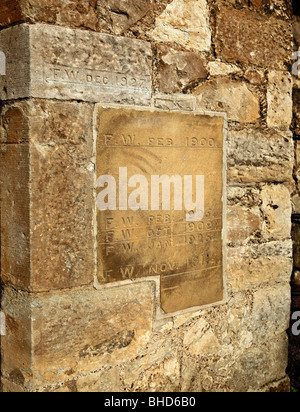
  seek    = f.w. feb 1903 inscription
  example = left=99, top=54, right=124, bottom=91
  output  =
left=96, top=107, right=225, bottom=314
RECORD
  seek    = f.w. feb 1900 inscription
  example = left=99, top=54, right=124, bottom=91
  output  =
left=96, top=107, right=225, bottom=314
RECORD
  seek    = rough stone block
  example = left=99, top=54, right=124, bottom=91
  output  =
left=267, top=71, right=293, bottom=130
left=150, top=0, right=212, bottom=52
left=215, top=6, right=293, bottom=69
left=227, top=129, right=294, bottom=184
left=0, top=144, right=30, bottom=288
left=1, top=282, right=155, bottom=389
left=31, top=283, right=154, bottom=387
left=227, top=205, right=261, bottom=245
left=0, top=0, right=153, bottom=35
left=0, top=24, right=152, bottom=105
left=0, top=0, right=23, bottom=27
left=0, top=100, right=95, bottom=292
left=261, top=184, right=292, bottom=241
left=194, top=78, right=260, bottom=123
left=227, top=240, right=293, bottom=292
left=156, top=45, right=208, bottom=93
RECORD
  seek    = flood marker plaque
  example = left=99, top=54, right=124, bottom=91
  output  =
left=96, top=107, right=225, bottom=314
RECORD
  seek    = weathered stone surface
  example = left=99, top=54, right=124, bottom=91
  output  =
left=122, top=352, right=181, bottom=392
left=227, top=129, right=294, bottom=183
left=0, top=0, right=154, bottom=34
left=208, top=61, right=241, bottom=77
left=29, top=100, right=95, bottom=291
left=215, top=0, right=293, bottom=20
left=31, top=283, right=154, bottom=386
left=0, top=24, right=152, bottom=104
left=293, top=88, right=300, bottom=135
left=1, top=283, right=155, bottom=388
left=183, top=318, right=220, bottom=356
left=227, top=240, right=293, bottom=292
left=261, top=184, right=292, bottom=241
left=153, top=95, right=195, bottom=112
left=227, top=205, right=261, bottom=245
left=194, top=78, right=260, bottom=123
left=150, top=0, right=212, bottom=52
left=0, top=0, right=23, bottom=27
left=267, top=71, right=293, bottom=130
left=46, top=367, right=123, bottom=392
left=98, top=0, right=153, bottom=35
left=0, top=144, right=30, bottom=289
left=229, top=334, right=289, bottom=391
left=157, top=46, right=208, bottom=93
left=0, top=100, right=95, bottom=292
left=1, top=287, right=32, bottom=388
left=215, top=6, right=293, bottom=69
left=251, top=284, right=291, bottom=341
left=96, top=107, right=225, bottom=314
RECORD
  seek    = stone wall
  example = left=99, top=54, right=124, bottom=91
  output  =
left=0, top=0, right=294, bottom=392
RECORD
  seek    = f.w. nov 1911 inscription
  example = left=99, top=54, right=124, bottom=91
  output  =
left=96, top=107, right=225, bottom=314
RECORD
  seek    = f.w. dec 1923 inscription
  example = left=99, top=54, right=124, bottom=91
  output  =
left=96, top=107, right=225, bottom=314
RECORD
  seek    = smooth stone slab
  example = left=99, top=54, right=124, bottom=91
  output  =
left=96, top=107, right=225, bottom=314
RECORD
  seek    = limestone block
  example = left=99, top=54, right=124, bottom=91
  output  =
left=183, top=318, right=220, bottom=355
left=150, top=0, right=212, bottom=52
left=0, top=100, right=95, bottom=292
left=227, top=129, right=294, bottom=184
left=267, top=71, right=293, bottom=130
left=230, top=334, right=289, bottom=391
left=193, top=78, right=260, bottom=123
left=2, top=282, right=155, bottom=388
left=0, top=0, right=153, bottom=35
left=227, top=205, right=261, bottom=245
left=251, top=284, right=291, bottom=340
left=261, top=184, right=292, bottom=241
left=0, top=24, right=152, bottom=105
left=215, top=6, right=293, bottom=69
left=157, top=45, right=208, bottom=93
left=0, top=144, right=30, bottom=288
left=227, top=240, right=293, bottom=292
left=208, top=61, right=241, bottom=77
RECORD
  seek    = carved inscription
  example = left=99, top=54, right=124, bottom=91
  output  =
left=96, top=108, right=225, bottom=313
left=44, top=65, right=151, bottom=91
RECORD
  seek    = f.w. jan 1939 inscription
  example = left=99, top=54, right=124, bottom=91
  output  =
left=96, top=107, right=225, bottom=314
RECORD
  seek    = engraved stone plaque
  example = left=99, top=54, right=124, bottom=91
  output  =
left=96, top=107, right=225, bottom=314
left=0, top=24, right=152, bottom=105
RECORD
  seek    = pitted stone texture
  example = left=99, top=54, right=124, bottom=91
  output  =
left=227, top=240, right=293, bottom=292
left=0, top=24, right=152, bottom=104
left=157, top=46, right=208, bottom=93
left=261, top=184, right=292, bottom=242
left=215, top=6, right=293, bottom=69
left=30, top=283, right=155, bottom=386
left=227, top=129, right=294, bottom=184
left=150, top=0, right=212, bottom=52
left=194, top=78, right=260, bottom=123
left=267, top=71, right=293, bottom=130
left=0, top=100, right=95, bottom=292
left=0, top=143, right=30, bottom=288
left=0, top=0, right=153, bottom=34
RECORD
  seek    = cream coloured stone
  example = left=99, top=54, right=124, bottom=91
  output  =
left=0, top=24, right=152, bottom=105
left=227, top=240, right=293, bottom=292
left=267, top=71, right=293, bottom=129
left=227, top=129, right=294, bottom=184
left=150, top=0, right=212, bottom=52
left=29, top=282, right=155, bottom=386
left=183, top=318, right=220, bottom=355
left=261, top=184, right=292, bottom=241
left=208, top=61, right=241, bottom=76
left=194, top=78, right=260, bottom=123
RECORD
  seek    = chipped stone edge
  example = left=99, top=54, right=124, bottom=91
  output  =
left=92, top=94, right=228, bottom=324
